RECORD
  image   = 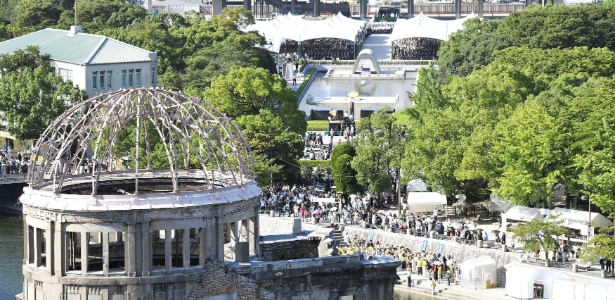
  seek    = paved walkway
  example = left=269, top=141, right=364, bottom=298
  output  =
left=360, top=34, right=392, bottom=60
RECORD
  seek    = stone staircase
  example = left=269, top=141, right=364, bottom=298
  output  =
left=331, top=225, right=346, bottom=249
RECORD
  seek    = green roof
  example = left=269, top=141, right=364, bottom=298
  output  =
left=0, top=27, right=155, bottom=65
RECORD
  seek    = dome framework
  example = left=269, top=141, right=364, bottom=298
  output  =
left=28, top=88, right=253, bottom=195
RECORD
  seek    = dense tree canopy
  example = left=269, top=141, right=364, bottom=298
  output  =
left=0, top=47, right=86, bottom=139
left=352, top=107, right=405, bottom=205
left=205, top=67, right=306, bottom=184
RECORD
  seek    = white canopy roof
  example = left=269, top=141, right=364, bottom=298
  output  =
left=244, top=12, right=366, bottom=53
left=505, top=206, right=542, bottom=222
left=406, top=192, right=446, bottom=212
left=460, top=255, right=496, bottom=269
left=506, top=263, right=573, bottom=300
left=548, top=207, right=614, bottom=230
left=390, top=13, right=477, bottom=42
left=407, top=192, right=446, bottom=206
left=585, top=278, right=615, bottom=300
left=407, top=178, right=428, bottom=192
left=490, top=194, right=513, bottom=213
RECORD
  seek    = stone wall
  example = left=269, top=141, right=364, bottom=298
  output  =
left=342, top=227, right=516, bottom=269
left=259, top=216, right=516, bottom=269
left=259, top=238, right=320, bottom=261
left=186, top=258, right=273, bottom=300
left=186, top=255, right=400, bottom=300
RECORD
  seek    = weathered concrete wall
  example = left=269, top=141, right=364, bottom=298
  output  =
left=259, top=238, right=319, bottom=261
left=259, top=216, right=516, bottom=269
left=259, top=215, right=319, bottom=235
left=343, top=227, right=516, bottom=269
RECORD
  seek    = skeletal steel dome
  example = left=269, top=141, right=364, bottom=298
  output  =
left=27, top=88, right=254, bottom=196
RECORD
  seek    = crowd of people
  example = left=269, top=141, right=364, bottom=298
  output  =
left=1, top=151, right=28, bottom=174
left=340, top=237, right=460, bottom=294
left=392, top=37, right=441, bottom=60
left=367, top=22, right=394, bottom=35
left=302, top=38, right=356, bottom=60
left=303, top=131, right=331, bottom=160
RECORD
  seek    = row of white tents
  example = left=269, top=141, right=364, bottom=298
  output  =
left=501, top=205, right=613, bottom=236
left=244, top=12, right=477, bottom=54
left=460, top=257, right=615, bottom=300
left=244, top=12, right=367, bottom=53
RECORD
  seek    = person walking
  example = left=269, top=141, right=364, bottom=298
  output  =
left=438, top=265, right=443, bottom=283
left=431, top=278, right=437, bottom=295
left=292, top=72, right=297, bottom=85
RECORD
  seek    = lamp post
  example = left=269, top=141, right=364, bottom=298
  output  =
left=582, top=195, right=591, bottom=239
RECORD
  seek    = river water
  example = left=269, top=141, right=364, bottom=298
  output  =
left=0, top=216, right=24, bottom=299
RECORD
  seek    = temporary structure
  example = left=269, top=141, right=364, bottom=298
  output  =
left=506, top=263, right=573, bottom=299
left=459, top=256, right=497, bottom=290
left=490, top=194, right=512, bottom=213
left=585, top=278, right=615, bottom=300
left=406, top=192, right=446, bottom=213
left=504, top=206, right=542, bottom=222
left=551, top=278, right=585, bottom=300
left=407, top=178, right=428, bottom=192
left=549, top=207, right=613, bottom=236
left=390, top=12, right=477, bottom=42
left=244, top=12, right=366, bottom=53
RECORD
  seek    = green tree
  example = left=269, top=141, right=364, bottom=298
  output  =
left=14, top=0, right=63, bottom=29
left=57, top=0, right=147, bottom=33
left=332, top=153, right=359, bottom=198
left=498, top=5, right=615, bottom=51
left=203, top=67, right=297, bottom=119
left=352, top=107, right=405, bottom=206
left=568, top=77, right=615, bottom=212
left=204, top=67, right=306, bottom=185
left=330, top=142, right=356, bottom=167
left=490, top=100, right=567, bottom=207
left=511, top=216, right=567, bottom=265
left=437, top=18, right=510, bottom=78
left=581, top=221, right=615, bottom=265
left=0, top=48, right=86, bottom=139
left=235, top=110, right=305, bottom=184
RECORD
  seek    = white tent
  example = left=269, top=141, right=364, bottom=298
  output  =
left=549, top=207, right=613, bottom=235
left=552, top=279, right=585, bottom=300
left=585, top=278, right=615, bottom=300
left=490, top=194, right=513, bottom=213
left=244, top=12, right=366, bottom=53
left=506, top=263, right=573, bottom=300
left=504, top=206, right=542, bottom=222
left=407, top=178, right=428, bottom=192
left=459, top=256, right=497, bottom=290
left=390, top=13, right=477, bottom=42
left=406, top=192, right=446, bottom=213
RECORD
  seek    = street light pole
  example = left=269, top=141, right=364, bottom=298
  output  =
left=397, top=167, right=402, bottom=215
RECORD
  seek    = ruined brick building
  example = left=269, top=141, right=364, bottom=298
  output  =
left=17, top=89, right=399, bottom=300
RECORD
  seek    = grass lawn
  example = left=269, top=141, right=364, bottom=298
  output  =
left=307, top=120, right=329, bottom=131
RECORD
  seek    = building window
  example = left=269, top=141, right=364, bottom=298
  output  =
left=135, top=69, right=141, bottom=87
left=92, top=71, right=98, bottom=89
left=151, top=68, right=156, bottom=85
left=128, top=69, right=134, bottom=87
left=57, top=68, right=73, bottom=81
left=99, top=71, right=105, bottom=90
left=121, top=70, right=127, bottom=88
left=107, top=71, right=112, bottom=88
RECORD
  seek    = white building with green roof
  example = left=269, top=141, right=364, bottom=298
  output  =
left=0, top=26, right=158, bottom=97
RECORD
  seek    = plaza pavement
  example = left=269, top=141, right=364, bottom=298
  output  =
left=360, top=34, right=392, bottom=60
